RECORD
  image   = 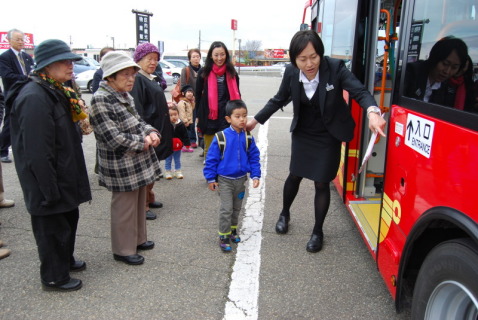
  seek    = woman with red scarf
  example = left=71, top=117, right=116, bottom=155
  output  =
left=196, top=41, right=241, bottom=158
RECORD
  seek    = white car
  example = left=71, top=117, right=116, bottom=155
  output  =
left=159, top=60, right=182, bottom=84
left=75, top=69, right=96, bottom=92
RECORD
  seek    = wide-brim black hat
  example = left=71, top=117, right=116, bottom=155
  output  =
left=34, top=39, right=82, bottom=71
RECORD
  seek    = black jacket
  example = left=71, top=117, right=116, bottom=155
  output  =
left=0, top=49, right=34, bottom=95
left=255, top=57, right=377, bottom=142
left=8, top=76, right=91, bottom=216
left=130, top=72, right=173, bottom=160
left=195, top=68, right=240, bottom=135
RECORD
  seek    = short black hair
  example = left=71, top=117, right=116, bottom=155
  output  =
left=427, top=36, right=468, bottom=71
left=289, top=30, right=325, bottom=68
left=225, top=99, right=247, bottom=117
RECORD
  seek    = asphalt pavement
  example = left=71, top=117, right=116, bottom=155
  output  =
left=0, top=75, right=410, bottom=319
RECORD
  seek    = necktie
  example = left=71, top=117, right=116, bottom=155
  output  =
left=18, top=53, right=26, bottom=75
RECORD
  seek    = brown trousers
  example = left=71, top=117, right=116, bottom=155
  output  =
left=110, top=186, right=147, bottom=256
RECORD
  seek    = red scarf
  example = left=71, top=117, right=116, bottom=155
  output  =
left=449, top=76, right=466, bottom=110
left=207, top=64, right=241, bottom=120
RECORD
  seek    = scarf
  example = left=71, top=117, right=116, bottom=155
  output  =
left=189, top=63, right=201, bottom=73
left=448, top=76, right=466, bottom=110
left=35, top=71, right=87, bottom=122
left=207, top=64, right=241, bottom=120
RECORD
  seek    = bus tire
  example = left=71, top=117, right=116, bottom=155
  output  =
left=411, top=238, right=478, bottom=320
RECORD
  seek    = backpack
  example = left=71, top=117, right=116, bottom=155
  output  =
left=215, top=130, right=253, bottom=159
left=171, top=67, right=190, bottom=103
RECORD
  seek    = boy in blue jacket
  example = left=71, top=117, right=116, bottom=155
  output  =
left=204, top=100, right=261, bottom=252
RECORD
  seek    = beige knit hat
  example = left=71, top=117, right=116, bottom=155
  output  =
left=101, top=51, right=140, bottom=79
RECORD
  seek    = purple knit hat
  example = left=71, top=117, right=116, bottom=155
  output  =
left=133, top=42, right=160, bottom=62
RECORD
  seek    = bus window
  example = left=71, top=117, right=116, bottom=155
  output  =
left=403, top=0, right=478, bottom=113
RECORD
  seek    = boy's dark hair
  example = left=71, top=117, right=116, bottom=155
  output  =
left=289, top=30, right=325, bottom=68
left=169, top=105, right=178, bottom=112
left=225, top=100, right=247, bottom=117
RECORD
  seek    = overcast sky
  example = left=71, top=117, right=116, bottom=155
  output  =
left=1, top=0, right=307, bottom=54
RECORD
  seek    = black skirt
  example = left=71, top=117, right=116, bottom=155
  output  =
left=289, top=130, right=341, bottom=183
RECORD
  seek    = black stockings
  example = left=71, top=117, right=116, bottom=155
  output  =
left=281, top=173, right=331, bottom=235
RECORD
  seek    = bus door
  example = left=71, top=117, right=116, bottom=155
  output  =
left=312, top=0, right=400, bottom=255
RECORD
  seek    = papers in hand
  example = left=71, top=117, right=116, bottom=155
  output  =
left=359, top=130, right=379, bottom=174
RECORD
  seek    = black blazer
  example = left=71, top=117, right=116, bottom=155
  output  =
left=254, top=57, right=377, bottom=142
left=0, top=49, right=34, bottom=95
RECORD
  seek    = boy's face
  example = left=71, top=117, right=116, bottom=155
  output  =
left=169, top=109, right=179, bottom=123
left=225, top=107, right=248, bottom=132
left=184, top=90, right=194, bottom=100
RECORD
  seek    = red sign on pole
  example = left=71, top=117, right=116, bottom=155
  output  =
left=231, top=19, right=238, bottom=31
left=0, top=32, right=35, bottom=49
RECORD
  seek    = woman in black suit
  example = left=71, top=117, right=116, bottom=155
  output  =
left=247, top=30, right=386, bottom=253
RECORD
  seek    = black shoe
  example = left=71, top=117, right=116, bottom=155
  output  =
left=306, top=233, right=324, bottom=253
left=149, top=201, right=163, bottom=209
left=275, top=215, right=290, bottom=234
left=146, top=210, right=157, bottom=220
left=42, top=278, right=82, bottom=292
left=70, top=260, right=86, bottom=272
left=113, top=254, right=144, bottom=265
left=137, top=241, right=155, bottom=250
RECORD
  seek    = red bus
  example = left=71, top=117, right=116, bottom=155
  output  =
left=302, top=0, right=478, bottom=318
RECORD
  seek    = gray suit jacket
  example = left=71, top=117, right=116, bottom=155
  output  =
left=254, top=57, right=377, bottom=142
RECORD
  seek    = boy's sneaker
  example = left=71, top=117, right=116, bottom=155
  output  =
left=164, top=170, right=173, bottom=180
left=175, top=170, right=184, bottom=179
left=219, top=235, right=232, bottom=252
left=230, top=229, right=241, bottom=243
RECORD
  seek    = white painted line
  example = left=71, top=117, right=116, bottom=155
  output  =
left=223, top=121, right=269, bottom=320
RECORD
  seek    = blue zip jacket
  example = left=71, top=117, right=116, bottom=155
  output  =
left=203, top=126, right=261, bottom=183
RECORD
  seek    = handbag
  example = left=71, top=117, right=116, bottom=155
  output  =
left=171, top=67, right=190, bottom=103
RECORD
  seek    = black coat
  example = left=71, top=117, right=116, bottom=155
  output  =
left=130, top=72, right=173, bottom=160
left=255, top=57, right=377, bottom=142
left=8, top=76, right=91, bottom=216
left=195, top=68, right=240, bottom=135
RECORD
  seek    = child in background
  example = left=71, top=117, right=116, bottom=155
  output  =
left=177, top=85, right=195, bottom=152
left=203, top=100, right=261, bottom=252
left=165, top=106, right=191, bottom=180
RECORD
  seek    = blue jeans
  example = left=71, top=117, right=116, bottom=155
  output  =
left=165, top=150, right=181, bottom=170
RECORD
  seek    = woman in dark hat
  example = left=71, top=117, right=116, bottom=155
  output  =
left=9, top=39, right=92, bottom=291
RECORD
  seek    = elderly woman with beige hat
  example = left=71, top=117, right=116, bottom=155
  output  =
left=89, top=51, right=161, bottom=266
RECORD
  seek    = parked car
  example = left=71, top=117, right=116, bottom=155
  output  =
left=165, top=59, right=189, bottom=68
left=159, top=60, right=182, bottom=84
left=73, top=56, right=100, bottom=75
left=75, top=69, right=96, bottom=92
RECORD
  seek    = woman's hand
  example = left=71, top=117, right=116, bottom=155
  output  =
left=252, top=179, right=260, bottom=188
left=368, top=113, right=387, bottom=137
left=149, top=132, right=161, bottom=148
left=246, top=118, right=259, bottom=131
left=143, top=135, right=153, bottom=151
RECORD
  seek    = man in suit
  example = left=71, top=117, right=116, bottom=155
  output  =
left=0, top=29, right=34, bottom=163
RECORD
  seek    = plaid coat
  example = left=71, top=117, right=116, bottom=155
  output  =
left=90, top=83, right=161, bottom=192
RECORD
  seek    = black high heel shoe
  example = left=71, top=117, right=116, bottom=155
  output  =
left=275, top=215, right=290, bottom=234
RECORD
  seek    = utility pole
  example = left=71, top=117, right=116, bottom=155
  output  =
left=198, top=30, right=201, bottom=50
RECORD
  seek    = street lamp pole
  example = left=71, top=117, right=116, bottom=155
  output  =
left=238, top=39, right=241, bottom=75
